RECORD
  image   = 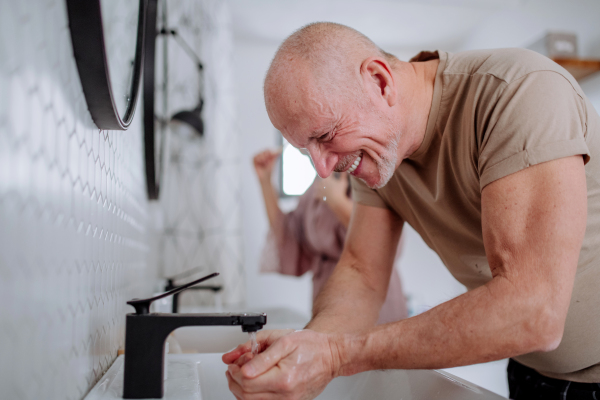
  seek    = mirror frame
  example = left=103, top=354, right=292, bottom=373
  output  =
left=66, top=0, right=147, bottom=130
left=143, top=0, right=163, bottom=200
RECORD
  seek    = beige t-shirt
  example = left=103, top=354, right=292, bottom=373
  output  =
left=352, top=48, right=600, bottom=382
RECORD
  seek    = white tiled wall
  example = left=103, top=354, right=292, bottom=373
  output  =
left=0, top=1, right=154, bottom=398
left=156, top=0, right=244, bottom=307
left=0, top=0, right=241, bottom=398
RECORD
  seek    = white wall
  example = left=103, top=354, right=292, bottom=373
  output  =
left=0, top=1, right=155, bottom=398
left=458, top=0, right=600, bottom=57
left=157, top=0, right=245, bottom=308
left=0, top=0, right=243, bottom=398
left=235, top=40, right=313, bottom=315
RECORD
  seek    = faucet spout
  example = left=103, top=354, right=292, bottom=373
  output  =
left=122, top=273, right=267, bottom=399
left=123, top=312, right=267, bottom=399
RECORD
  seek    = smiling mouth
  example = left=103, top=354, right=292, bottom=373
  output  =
left=347, top=154, right=362, bottom=173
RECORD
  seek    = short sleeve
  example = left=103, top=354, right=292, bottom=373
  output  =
left=350, top=176, right=389, bottom=209
left=478, top=71, right=590, bottom=190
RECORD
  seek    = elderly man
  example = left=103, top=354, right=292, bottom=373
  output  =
left=224, top=22, right=600, bottom=400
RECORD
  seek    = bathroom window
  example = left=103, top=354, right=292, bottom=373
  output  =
left=280, top=136, right=316, bottom=196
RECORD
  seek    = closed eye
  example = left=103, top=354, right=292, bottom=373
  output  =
left=318, top=130, right=336, bottom=142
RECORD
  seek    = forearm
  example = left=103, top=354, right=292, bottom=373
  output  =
left=259, top=177, right=284, bottom=230
left=307, top=254, right=390, bottom=333
left=325, top=196, right=353, bottom=228
left=332, top=275, right=569, bottom=376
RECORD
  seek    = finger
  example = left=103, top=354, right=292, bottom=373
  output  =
left=227, top=364, right=244, bottom=387
left=224, top=329, right=289, bottom=365
left=227, top=371, right=282, bottom=400
left=241, top=336, right=295, bottom=379
left=222, top=346, right=245, bottom=364
left=227, top=363, right=272, bottom=395
left=229, top=360, right=292, bottom=395
left=271, top=147, right=283, bottom=156
left=253, top=152, right=267, bottom=164
left=264, top=152, right=280, bottom=163
left=234, top=352, right=255, bottom=367
left=222, top=342, right=252, bottom=364
left=225, top=329, right=295, bottom=366
left=255, top=329, right=293, bottom=347
left=267, top=152, right=280, bottom=163
left=226, top=370, right=245, bottom=400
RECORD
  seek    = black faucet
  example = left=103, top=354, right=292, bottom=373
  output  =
left=123, top=272, right=267, bottom=399
left=164, top=267, right=223, bottom=313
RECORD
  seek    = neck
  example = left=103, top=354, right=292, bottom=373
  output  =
left=393, top=59, right=438, bottom=160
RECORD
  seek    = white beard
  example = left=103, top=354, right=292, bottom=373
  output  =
left=362, top=131, right=400, bottom=190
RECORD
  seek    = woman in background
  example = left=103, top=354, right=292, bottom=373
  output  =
left=253, top=148, right=407, bottom=324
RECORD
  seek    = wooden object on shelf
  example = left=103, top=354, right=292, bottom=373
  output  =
left=553, top=58, right=600, bottom=81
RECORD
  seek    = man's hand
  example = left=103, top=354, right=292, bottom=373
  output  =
left=253, top=149, right=281, bottom=183
left=223, top=329, right=294, bottom=366
left=223, top=330, right=338, bottom=400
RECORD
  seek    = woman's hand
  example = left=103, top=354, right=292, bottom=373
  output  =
left=253, top=149, right=281, bottom=183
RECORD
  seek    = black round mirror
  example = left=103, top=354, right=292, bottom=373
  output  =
left=142, top=0, right=204, bottom=200
left=66, top=0, right=146, bottom=130
left=143, top=0, right=165, bottom=200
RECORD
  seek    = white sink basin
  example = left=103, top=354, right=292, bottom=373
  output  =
left=173, top=307, right=309, bottom=353
left=85, top=355, right=203, bottom=400
left=85, top=354, right=507, bottom=399
left=198, top=353, right=507, bottom=400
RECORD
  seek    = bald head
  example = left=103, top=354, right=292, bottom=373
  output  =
left=262, top=23, right=422, bottom=189
left=264, top=22, right=398, bottom=120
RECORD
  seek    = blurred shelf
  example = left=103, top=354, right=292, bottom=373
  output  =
left=553, top=58, right=600, bottom=81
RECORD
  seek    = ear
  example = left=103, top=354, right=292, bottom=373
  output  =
left=360, top=57, right=397, bottom=107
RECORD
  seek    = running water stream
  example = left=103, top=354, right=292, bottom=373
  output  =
left=249, top=332, right=259, bottom=355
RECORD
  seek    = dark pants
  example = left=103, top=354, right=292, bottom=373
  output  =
left=508, top=359, right=600, bottom=400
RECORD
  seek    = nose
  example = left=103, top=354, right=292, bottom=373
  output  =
left=306, top=144, right=337, bottom=178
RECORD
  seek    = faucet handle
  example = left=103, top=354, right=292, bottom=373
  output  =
left=127, top=272, right=220, bottom=315
left=166, top=266, right=205, bottom=284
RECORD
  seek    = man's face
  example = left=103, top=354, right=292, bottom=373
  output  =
left=268, top=81, right=401, bottom=189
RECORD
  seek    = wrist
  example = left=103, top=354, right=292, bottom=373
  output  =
left=327, top=332, right=367, bottom=378
left=258, top=175, right=273, bottom=186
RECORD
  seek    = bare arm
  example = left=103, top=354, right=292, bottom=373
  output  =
left=224, top=156, right=586, bottom=399
left=258, top=174, right=284, bottom=229
left=313, top=173, right=354, bottom=228
left=253, top=149, right=284, bottom=230
left=307, top=202, right=404, bottom=332
left=323, top=195, right=353, bottom=228
left=333, top=155, right=586, bottom=374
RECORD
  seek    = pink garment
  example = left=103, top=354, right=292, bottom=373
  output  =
left=260, top=181, right=408, bottom=324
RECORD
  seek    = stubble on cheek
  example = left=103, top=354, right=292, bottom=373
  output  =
left=364, top=132, right=400, bottom=190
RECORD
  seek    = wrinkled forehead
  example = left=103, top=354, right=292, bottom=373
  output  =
left=265, top=75, right=338, bottom=149
left=272, top=102, right=339, bottom=150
